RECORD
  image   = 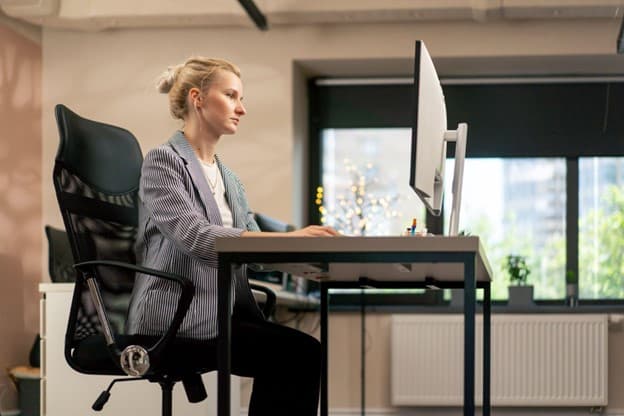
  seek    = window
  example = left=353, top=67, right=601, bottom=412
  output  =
left=319, top=128, right=425, bottom=236
left=443, top=158, right=566, bottom=300
left=309, top=79, right=624, bottom=303
left=579, top=157, right=624, bottom=299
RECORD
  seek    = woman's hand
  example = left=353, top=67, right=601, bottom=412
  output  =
left=241, top=225, right=341, bottom=237
left=289, top=225, right=341, bottom=237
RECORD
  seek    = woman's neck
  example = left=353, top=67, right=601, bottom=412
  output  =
left=183, top=118, right=219, bottom=164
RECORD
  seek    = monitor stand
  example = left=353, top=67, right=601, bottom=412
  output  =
left=443, top=123, right=468, bottom=236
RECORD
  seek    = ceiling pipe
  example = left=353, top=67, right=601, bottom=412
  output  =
left=237, top=0, right=268, bottom=30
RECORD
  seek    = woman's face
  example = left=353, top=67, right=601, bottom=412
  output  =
left=195, top=69, right=246, bottom=136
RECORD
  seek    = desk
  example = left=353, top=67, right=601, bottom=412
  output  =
left=216, top=236, right=493, bottom=416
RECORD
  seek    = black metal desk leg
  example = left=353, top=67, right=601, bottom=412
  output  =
left=360, top=287, right=366, bottom=416
left=217, top=257, right=233, bottom=416
left=463, top=255, right=476, bottom=416
left=483, top=282, right=491, bottom=416
left=320, top=282, right=329, bottom=416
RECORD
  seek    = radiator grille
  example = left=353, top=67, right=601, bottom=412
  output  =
left=391, top=314, right=608, bottom=407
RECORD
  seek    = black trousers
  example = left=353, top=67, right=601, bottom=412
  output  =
left=229, top=314, right=321, bottom=416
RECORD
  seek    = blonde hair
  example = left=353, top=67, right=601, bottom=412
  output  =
left=156, top=57, right=241, bottom=120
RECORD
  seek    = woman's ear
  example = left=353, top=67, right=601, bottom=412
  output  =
left=189, top=87, right=201, bottom=106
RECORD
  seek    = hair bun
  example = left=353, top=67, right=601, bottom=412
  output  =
left=156, top=64, right=182, bottom=94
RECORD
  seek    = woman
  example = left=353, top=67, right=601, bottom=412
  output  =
left=127, top=57, right=339, bottom=415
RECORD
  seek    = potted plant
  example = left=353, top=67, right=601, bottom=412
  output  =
left=505, top=254, right=534, bottom=306
left=566, top=269, right=578, bottom=307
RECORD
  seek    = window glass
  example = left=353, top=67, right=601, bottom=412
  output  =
left=579, top=157, right=624, bottom=299
left=313, top=81, right=624, bottom=304
left=444, top=158, right=567, bottom=300
left=319, top=128, right=425, bottom=236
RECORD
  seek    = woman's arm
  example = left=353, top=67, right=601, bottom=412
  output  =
left=241, top=225, right=340, bottom=237
left=141, top=147, right=340, bottom=264
left=226, top=164, right=340, bottom=237
left=140, top=147, right=243, bottom=266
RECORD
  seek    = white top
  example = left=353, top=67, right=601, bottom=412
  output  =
left=200, top=160, right=233, bottom=228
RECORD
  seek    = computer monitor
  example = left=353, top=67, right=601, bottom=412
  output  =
left=409, top=40, right=468, bottom=236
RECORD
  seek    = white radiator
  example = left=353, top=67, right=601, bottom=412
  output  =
left=391, top=314, right=608, bottom=407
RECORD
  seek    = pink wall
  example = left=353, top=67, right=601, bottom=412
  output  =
left=0, top=22, right=42, bottom=410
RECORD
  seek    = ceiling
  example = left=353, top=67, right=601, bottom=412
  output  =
left=0, top=0, right=623, bottom=31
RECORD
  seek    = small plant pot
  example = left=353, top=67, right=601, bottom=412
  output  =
left=508, top=285, right=534, bottom=307
left=566, top=283, right=578, bottom=307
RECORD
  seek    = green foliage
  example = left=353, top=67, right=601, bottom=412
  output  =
left=566, top=270, right=577, bottom=284
left=467, top=184, right=623, bottom=299
left=504, top=254, right=531, bottom=286
left=462, top=210, right=563, bottom=299
left=578, top=185, right=624, bottom=299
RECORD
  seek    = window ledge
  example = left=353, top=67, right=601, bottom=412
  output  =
left=327, top=303, right=624, bottom=314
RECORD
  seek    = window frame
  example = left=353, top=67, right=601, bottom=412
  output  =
left=308, top=77, right=624, bottom=305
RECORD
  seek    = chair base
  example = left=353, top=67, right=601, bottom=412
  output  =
left=93, top=374, right=202, bottom=416
left=159, top=378, right=174, bottom=416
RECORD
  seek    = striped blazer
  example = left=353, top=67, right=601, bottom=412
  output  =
left=126, top=131, right=263, bottom=340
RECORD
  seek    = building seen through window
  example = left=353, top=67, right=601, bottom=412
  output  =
left=318, top=126, right=624, bottom=302
left=311, top=80, right=624, bottom=303
left=579, top=157, right=624, bottom=299
left=444, top=158, right=566, bottom=300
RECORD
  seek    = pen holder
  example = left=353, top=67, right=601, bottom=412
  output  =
left=402, top=227, right=428, bottom=237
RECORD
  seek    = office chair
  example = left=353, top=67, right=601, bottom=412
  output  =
left=250, top=213, right=299, bottom=295
left=24, top=225, right=78, bottom=369
left=45, top=225, right=78, bottom=283
left=52, top=104, right=275, bottom=416
left=253, top=212, right=296, bottom=233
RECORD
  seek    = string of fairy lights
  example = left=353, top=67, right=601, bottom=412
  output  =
left=315, top=159, right=403, bottom=236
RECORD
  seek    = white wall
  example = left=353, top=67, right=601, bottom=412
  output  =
left=40, top=17, right=624, bottom=411
left=0, top=18, right=42, bottom=411
left=42, top=18, right=621, bottom=229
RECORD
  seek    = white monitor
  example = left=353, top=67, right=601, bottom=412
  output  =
left=409, top=40, right=468, bottom=236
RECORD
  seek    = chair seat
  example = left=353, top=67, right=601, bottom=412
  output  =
left=72, top=334, right=218, bottom=378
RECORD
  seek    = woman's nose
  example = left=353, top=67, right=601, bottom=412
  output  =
left=236, top=101, right=246, bottom=116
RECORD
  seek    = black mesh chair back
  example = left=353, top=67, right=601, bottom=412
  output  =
left=53, top=104, right=142, bottom=368
left=45, top=225, right=78, bottom=283
left=52, top=105, right=213, bottom=415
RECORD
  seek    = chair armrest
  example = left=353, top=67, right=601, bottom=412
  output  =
left=74, top=260, right=194, bottom=368
left=249, top=283, right=276, bottom=318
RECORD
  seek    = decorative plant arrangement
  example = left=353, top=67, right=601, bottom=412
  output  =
left=315, top=160, right=401, bottom=236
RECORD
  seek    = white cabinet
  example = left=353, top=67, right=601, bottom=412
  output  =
left=39, top=283, right=239, bottom=416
